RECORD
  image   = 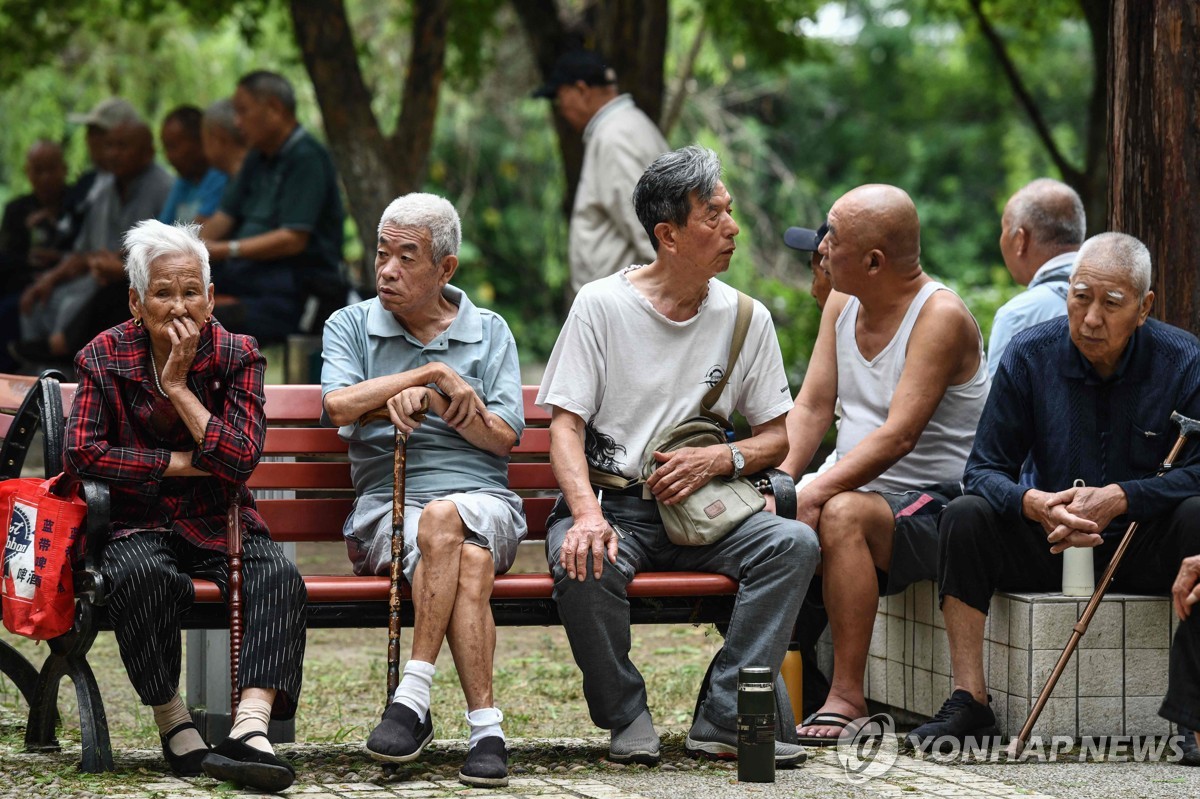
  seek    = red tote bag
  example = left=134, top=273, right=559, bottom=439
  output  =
left=0, top=475, right=85, bottom=640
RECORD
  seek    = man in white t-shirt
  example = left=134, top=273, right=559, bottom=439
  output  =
left=538, top=146, right=819, bottom=768
left=780, top=185, right=989, bottom=745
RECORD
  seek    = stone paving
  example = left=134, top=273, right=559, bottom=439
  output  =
left=2, top=735, right=1198, bottom=799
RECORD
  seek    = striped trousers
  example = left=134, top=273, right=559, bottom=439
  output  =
left=101, top=531, right=307, bottom=718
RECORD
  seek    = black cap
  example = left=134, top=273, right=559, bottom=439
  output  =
left=532, top=50, right=618, bottom=99
left=783, top=221, right=829, bottom=253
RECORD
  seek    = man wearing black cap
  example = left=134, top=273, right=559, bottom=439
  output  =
left=534, top=50, right=668, bottom=297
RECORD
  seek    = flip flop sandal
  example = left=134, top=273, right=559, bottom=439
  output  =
left=796, top=711, right=859, bottom=746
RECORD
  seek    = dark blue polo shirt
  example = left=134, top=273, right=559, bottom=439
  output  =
left=965, top=316, right=1200, bottom=534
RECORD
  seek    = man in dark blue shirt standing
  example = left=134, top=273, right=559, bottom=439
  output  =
left=910, top=232, right=1200, bottom=749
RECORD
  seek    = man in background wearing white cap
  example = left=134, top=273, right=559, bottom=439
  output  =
left=534, top=50, right=668, bottom=299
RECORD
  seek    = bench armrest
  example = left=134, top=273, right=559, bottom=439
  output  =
left=756, top=468, right=797, bottom=521
left=0, top=370, right=66, bottom=479
left=74, top=479, right=111, bottom=607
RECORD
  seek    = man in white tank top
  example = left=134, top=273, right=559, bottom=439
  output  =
left=778, top=185, right=990, bottom=744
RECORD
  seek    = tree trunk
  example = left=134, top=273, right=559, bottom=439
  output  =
left=1108, top=1, right=1200, bottom=330
left=514, top=0, right=668, bottom=219
left=289, top=0, right=449, bottom=288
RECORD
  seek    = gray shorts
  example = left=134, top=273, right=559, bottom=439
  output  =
left=345, top=488, right=527, bottom=581
left=879, top=481, right=963, bottom=596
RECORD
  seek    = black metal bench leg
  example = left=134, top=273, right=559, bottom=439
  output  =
left=69, top=656, right=113, bottom=773
left=25, top=653, right=65, bottom=753
left=24, top=652, right=114, bottom=772
left=0, top=637, right=41, bottom=708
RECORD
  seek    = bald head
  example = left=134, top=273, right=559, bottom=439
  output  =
left=826, top=183, right=921, bottom=273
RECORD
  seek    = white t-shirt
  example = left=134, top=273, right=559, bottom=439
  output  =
left=537, top=268, right=793, bottom=479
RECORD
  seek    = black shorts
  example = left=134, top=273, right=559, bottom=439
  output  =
left=878, top=481, right=963, bottom=596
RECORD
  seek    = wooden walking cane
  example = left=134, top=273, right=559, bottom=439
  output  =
left=227, top=492, right=244, bottom=718
left=1007, top=410, right=1200, bottom=759
left=360, top=396, right=427, bottom=705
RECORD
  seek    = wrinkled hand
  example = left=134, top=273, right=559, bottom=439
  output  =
left=161, top=316, right=202, bottom=394
left=1025, top=487, right=1099, bottom=537
left=1056, top=485, right=1127, bottom=532
left=1172, top=555, right=1200, bottom=621
left=87, top=250, right=125, bottom=285
left=386, top=386, right=431, bottom=435
left=792, top=487, right=824, bottom=530
left=559, top=512, right=619, bottom=581
left=429, top=363, right=488, bottom=429
left=646, top=445, right=726, bottom=505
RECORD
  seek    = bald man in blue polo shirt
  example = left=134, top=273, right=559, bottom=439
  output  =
left=321, top=193, right=524, bottom=788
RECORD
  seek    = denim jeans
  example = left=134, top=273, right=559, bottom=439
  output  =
left=545, top=493, right=819, bottom=731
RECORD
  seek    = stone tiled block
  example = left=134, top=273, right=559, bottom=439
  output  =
left=1037, top=697, right=1077, bottom=738
left=1124, top=598, right=1170, bottom=649
left=914, top=581, right=934, bottom=625
left=1008, top=696, right=1031, bottom=737
left=905, top=660, right=914, bottom=709
left=869, top=612, right=888, bottom=658
left=933, top=593, right=946, bottom=629
left=1077, top=648, right=1123, bottom=697
left=913, top=622, right=934, bottom=670
left=886, top=591, right=905, bottom=617
left=1009, top=597, right=1032, bottom=650
left=887, top=656, right=906, bottom=707
left=1078, top=599, right=1123, bottom=649
left=1078, top=697, right=1123, bottom=736
left=1126, top=695, right=1170, bottom=736
left=933, top=626, right=951, bottom=676
left=904, top=618, right=916, bottom=666
left=867, top=655, right=887, bottom=702
left=1032, top=648, right=1077, bottom=695
left=1009, top=647, right=1030, bottom=699
left=1031, top=598, right=1077, bottom=648
left=988, top=640, right=1010, bottom=694
left=935, top=671, right=953, bottom=703
left=887, top=615, right=905, bottom=664
left=905, top=585, right=915, bottom=620
left=1125, top=648, right=1169, bottom=696
left=988, top=596, right=1010, bottom=645
left=913, top=667, right=933, bottom=717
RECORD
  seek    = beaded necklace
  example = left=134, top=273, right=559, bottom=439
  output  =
left=148, top=349, right=169, bottom=398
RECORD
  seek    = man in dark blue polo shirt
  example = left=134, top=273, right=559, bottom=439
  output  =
left=909, top=232, right=1200, bottom=750
left=201, top=70, right=344, bottom=344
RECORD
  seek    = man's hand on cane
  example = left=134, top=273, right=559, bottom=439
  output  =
left=1172, top=554, right=1200, bottom=621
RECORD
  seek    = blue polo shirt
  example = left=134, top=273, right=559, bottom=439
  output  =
left=320, top=286, right=524, bottom=497
left=966, top=316, right=1200, bottom=533
left=158, top=168, right=228, bottom=224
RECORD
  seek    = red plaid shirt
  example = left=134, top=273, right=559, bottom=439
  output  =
left=65, top=319, right=268, bottom=551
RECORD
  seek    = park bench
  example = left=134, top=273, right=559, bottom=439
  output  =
left=0, top=372, right=746, bottom=773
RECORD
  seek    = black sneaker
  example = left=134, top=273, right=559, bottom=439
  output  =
left=366, top=702, right=434, bottom=762
left=459, top=735, right=509, bottom=787
left=906, top=689, right=998, bottom=754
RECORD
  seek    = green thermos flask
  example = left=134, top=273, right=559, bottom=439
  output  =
left=737, top=666, right=775, bottom=782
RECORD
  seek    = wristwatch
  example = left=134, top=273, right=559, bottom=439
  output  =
left=727, top=443, right=746, bottom=479
left=228, top=239, right=241, bottom=258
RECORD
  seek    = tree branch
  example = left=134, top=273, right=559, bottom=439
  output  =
left=661, top=15, right=706, bottom=137
left=966, top=0, right=1082, bottom=184
left=391, top=0, right=450, bottom=191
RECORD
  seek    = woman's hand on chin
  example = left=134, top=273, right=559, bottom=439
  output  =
left=161, top=316, right=202, bottom=394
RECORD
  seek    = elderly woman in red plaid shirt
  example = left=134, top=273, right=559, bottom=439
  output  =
left=63, top=219, right=306, bottom=792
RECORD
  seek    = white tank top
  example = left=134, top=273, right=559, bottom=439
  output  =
left=834, top=281, right=989, bottom=493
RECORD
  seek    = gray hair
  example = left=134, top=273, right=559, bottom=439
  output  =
left=1072, top=232, right=1152, bottom=300
left=377, top=193, right=462, bottom=263
left=1006, top=178, right=1086, bottom=247
left=203, top=98, right=244, bottom=144
left=633, top=146, right=722, bottom=251
left=237, top=70, right=297, bottom=115
left=123, top=219, right=211, bottom=300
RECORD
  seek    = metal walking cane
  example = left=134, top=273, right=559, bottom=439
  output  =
left=360, top=397, right=427, bottom=705
left=1007, top=410, right=1200, bottom=758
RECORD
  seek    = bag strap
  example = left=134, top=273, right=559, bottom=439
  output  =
left=700, top=291, right=754, bottom=428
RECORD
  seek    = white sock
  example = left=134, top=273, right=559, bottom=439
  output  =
left=393, top=660, right=436, bottom=721
left=153, top=693, right=205, bottom=755
left=466, top=707, right=504, bottom=748
left=229, top=696, right=274, bottom=754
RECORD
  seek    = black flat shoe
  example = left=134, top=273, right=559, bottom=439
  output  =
left=202, top=731, right=295, bottom=793
left=160, top=721, right=209, bottom=777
